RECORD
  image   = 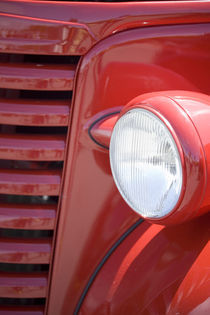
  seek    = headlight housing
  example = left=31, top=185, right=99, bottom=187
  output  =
left=110, top=108, right=183, bottom=219
left=109, top=91, right=209, bottom=225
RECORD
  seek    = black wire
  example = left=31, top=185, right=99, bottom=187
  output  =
left=74, top=218, right=144, bottom=314
left=88, top=111, right=121, bottom=150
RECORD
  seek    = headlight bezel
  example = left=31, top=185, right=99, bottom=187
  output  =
left=110, top=103, right=186, bottom=221
left=109, top=92, right=207, bottom=225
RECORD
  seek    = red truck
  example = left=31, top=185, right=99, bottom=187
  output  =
left=0, top=0, right=209, bottom=314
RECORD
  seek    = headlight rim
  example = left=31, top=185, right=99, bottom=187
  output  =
left=110, top=92, right=207, bottom=225
left=110, top=103, right=187, bottom=221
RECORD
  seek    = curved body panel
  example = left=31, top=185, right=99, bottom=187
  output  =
left=80, top=213, right=210, bottom=314
left=1, top=1, right=210, bottom=314
left=1, top=0, right=210, bottom=55
left=48, top=22, right=210, bottom=314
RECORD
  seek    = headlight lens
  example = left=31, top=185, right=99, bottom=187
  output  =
left=110, top=108, right=183, bottom=219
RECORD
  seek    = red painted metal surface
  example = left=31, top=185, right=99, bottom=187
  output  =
left=79, top=213, right=210, bottom=314
left=90, top=114, right=119, bottom=149
left=0, top=134, right=66, bottom=161
left=1, top=1, right=210, bottom=55
left=168, top=239, right=210, bottom=314
left=0, top=203, right=56, bottom=230
left=48, top=21, right=210, bottom=314
left=0, top=238, right=51, bottom=264
left=0, top=272, right=48, bottom=298
left=0, top=306, right=44, bottom=315
left=0, top=13, right=95, bottom=56
left=0, top=99, right=70, bottom=126
left=0, top=63, right=75, bottom=91
left=0, top=1, right=209, bottom=313
left=0, top=169, right=61, bottom=196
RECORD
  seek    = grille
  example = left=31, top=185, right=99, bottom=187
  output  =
left=0, top=53, right=80, bottom=314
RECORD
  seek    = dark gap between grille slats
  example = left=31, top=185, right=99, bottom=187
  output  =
left=0, top=298, right=45, bottom=306
left=0, top=89, right=72, bottom=100
left=0, top=263, right=49, bottom=273
left=0, top=229, right=53, bottom=238
left=0, top=124, right=67, bottom=135
left=24, top=54, right=80, bottom=65
left=0, top=195, right=58, bottom=205
left=0, top=159, right=63, bottom=170
left=0, top=52, right=80, bottom=66
left=16, top=126, right=68, bottom=135
left=20, top=90, right=72, bottom=100
left=42, top=0, right=174, bottom=2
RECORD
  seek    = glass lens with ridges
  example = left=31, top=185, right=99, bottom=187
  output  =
left=110, top=108, right=183, bottom=218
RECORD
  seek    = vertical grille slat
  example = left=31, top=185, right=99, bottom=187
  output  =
left=0, top=51, right=80, bottom=311
left=0, top=169, right=61, bottom=196
left=0, top=63, right=76, bottom=91
left=0, top=238, right=51, bottom=264
left=0, top=98, right=70, bottom=126
left=0, top=134, right=66, bottom=161
left=0, top=204, right=56, bottom=230
left=0, top=272, right=48, bottom=298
